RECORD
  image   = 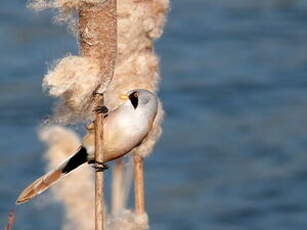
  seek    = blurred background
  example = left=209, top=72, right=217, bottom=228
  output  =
left=2, top=0, right=307, bottom=229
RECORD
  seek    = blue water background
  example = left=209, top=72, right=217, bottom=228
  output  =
left=2, top=0, right=307, bottom=229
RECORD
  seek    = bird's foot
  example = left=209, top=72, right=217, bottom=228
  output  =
left=93, top=165, right=108, bottom=172
left=94, top=105, right=109, bottom=115
left=88, top=160, right=109, bottom=172
left=92, top=91, right=104, bottom=97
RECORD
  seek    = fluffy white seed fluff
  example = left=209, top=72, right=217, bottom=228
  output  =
left=43, top=56, right=101, bottom=123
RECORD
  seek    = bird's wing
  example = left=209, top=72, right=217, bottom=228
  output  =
left=16, top=146, right=88, bottom=205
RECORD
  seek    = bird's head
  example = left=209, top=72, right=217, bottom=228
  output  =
left=120, top=89, right=158, bottom=112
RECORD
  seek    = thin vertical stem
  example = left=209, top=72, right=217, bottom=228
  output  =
left=3, top=211, right=15, bottom=230
left=94, top=94, right=104, bottom=230
left=134, top=154, right=145, bottom=216
left=111, top=159, right=124, bottom=215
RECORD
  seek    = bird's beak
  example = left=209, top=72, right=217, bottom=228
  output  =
left=120, top=95, right=129, bottom=100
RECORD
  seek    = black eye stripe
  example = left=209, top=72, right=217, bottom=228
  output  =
left=129, top=92, right=139, bottom=109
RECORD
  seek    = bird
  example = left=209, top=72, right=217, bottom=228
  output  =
left=16, top=89, right=158, bottom=205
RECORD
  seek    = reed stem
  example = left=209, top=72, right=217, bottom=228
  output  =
left=111, top=159, right=125, bottom=215
left=3, top=211, right=15, bottom=230
left=134, top=154, right=145, bottom=217
left=79, top=1, right=117, bottom=229
left=94, top=94, right=105, bottom=230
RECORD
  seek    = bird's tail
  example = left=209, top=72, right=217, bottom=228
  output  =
left=16, top=146, right=88, bottom=205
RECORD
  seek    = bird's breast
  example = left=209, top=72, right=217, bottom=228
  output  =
left=102, top=111, right=151, bottom=161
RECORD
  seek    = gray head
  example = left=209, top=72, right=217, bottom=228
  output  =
left=120, top=89, right=158, bottom=112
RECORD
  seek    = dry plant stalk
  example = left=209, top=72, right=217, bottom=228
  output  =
left=79, top=0, right=117, bottom=230
left=134, top=155, right=145, bottom=217
left=111, top=159, right=125, bottom=215
left=3, top=211, right=15, bottom=230
left=94, top=94, right=105, bottom=230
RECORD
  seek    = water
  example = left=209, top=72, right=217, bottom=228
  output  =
left=1, top=0, right=307, bottom=229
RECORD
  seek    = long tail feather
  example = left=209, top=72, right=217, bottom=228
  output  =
left=16, top=146, right=88, bottom=205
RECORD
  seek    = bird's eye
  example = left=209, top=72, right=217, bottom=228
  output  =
left=129, top=92, right=139, bottom=109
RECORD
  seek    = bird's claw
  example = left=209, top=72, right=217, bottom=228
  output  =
left=93, top=165, right=108, bottom=172
left=94, top=105, right=109, bottom=114
left=92, top=91, right=104, bottom=97
left=89, top=160, right=109, bottom=172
